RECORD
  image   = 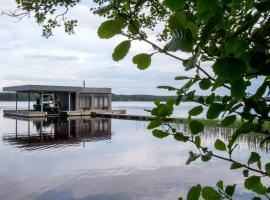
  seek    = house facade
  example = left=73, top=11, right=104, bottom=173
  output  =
left=3, top=85, right=112, bottom=112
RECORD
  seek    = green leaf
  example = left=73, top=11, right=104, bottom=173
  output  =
left=248, top=152, right=260, bottom=165
left=248, top=152, right=261, bottom=169
left=200, top=7, right=223, bottom=46
left=205, top=93, right=215, bottom=104
left=187, top=184, right=201, bottom=200
left=98, top=20, right=122, bottom=39
left=184, top=49, right=200, bottom=71
left=252, top=81, right=268, bottom=102
left=189, top=106, right=203, bottom=116
left=214, top=139, right=226, bottom=151
left=164, top=0, right=187, bottom=11
left=197, top=0, right=218, bottom=21
left=244, top=176, right=266, bottom=195
left=230, top=162, right=243, bottom=169
left=243, top=169, right=249, bottom=177
left=231, top=79, right=246, bottom=99
left=175, top=76, right=191, bottom=80
left=186, top=151, right=199, bottom=165
left=201, top=186, right=222, bottom=200
left=157, top=85, right=177, bottom=91
left=165, top=29, right=194, bottom=52
left=213, top=57, right=247, bottom=81
left=265, top=163, right=270, bottom=177
left=225, top=39, right=249, bottom=57
left=174, top=132, right=189, bottom=142
left=206, top=103, right=223, bottom=119
left=128, top=20, right=140, bottom=35
left=168, top=11, right=186, bottom=30
left=225, top=184, right=236, bottom=197
left=114, top=14, right=127, bottom=28
left=112, top=40, right=131, bottom=61
left=252, top=197, right=262, bottom=200
left=189, top=120, right=204, bottom=135
left=195, top=136, right=201, bottom=148
left=147, top=119, right=162, bottom=129
left=199, top=78, right=211, bottom=90
left=152, top=129, right=169, bottom=138
left=132, top=53, right=151, bottom=70
left=201, top=151, right=212, bottom=162
left=221, top=115, right=236, bottom=127
left=216, top=180, right=223, bottom=190
left=158, top=104, right=173, bottom=117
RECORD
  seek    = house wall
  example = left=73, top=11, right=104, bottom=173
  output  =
left=55, top=92, right=75, bottom=111
left=75, top=93, right=112, bottom=111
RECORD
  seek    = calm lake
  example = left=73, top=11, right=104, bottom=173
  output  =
left=0, top=101, right=269, bottom=200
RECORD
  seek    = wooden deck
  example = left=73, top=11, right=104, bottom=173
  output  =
left=3, top=109, right=181, bottom=122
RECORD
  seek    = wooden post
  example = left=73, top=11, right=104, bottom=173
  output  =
left=28, top=92, right=30, bottom=111
left=28, top=120, right=30, bottom=137
left=41, top=92, right=43, bottom=112
left=15, top=92, right=18, bottom=111
left=68, top=92, right=71, bottom=111
left=15, top=118, right=18, bottom=139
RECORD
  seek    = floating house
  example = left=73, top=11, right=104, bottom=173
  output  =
left=3, top=116, right=112, bottom=150
left=3, top=84, right=113, bottom=117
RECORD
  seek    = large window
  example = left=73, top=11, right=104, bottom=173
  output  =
left=94, top=97, right=99, bottom=108
left=80, top=96, right=91, bottom=109
left=103, top=97, right=108, bottom=107
left=94, top=96, right=109, bottom=109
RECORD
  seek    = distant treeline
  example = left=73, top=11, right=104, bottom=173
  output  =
left=0, top=92, right=222, bottom=102
left=111, top=94, right=222, bottom=102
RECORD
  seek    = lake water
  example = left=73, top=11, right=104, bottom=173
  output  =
left=0, top=101, right=269, bottom=200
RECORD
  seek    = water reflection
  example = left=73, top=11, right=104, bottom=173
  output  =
left=2, top=116, right=111, bottom=150
left=172, top=123, right=270, bottom=153
left=0, top=115, right=269, bottom=200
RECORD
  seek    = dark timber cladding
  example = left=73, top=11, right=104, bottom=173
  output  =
left=3, top=84, right=112, bottom=112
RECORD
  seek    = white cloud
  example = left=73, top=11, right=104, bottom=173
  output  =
left=0, top=0, right=220, bottom=95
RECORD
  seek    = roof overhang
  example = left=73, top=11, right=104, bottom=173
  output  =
left=3, top=85, right=111, bottom=94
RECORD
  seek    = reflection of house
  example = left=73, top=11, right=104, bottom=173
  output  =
left=2, top=117, right=111, bottom=150
left=3, top=85, right=112, bottom=117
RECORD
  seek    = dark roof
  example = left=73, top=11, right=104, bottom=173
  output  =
left=3, top=85, right=111, bottom=94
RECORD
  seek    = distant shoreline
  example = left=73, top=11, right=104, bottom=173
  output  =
left=0, top=92, right=220, bottom=102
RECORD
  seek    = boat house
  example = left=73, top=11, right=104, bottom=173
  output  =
left=3, top=84, right=112, bottom=117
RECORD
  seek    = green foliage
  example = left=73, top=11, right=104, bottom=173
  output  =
left=248, top=152, right=261, bottom=169
left=244, top=176, right=266, bottom=195
left=147, top=119, right=162, bottom=129
left=188, top=106, right=203, bottom=116
left=189, top=120, right=204, bottom=135
left=13, top=0, right=270, bottom=199
left=221, top=115, right=236, bottom=127
left=225, top=184, right=236, bottom=197
left=214, top=139, right=226, bottom=151
left=201, top=186, right=221, bottom=200
left=164, top=0, right=187, bottom=11
left=97, top=20, right=122, bottom=39
left=174, top=132, right=189, bottom=142
left=213, top=58, right=247, bottom=81
left=186, top=151, right=200, bottom=165
left=265, top=163, right=270, bottom=177
left=132, top=53, right=152, bottom=70
left=187, top=184, right=201, bottom=200
left=152, top=129, right=169, bottom=139
left=112, top=40, right=131, bottom=61
left=206, top=103, right=223, bottom=120
left=230, top=162, right=243, bottom=169
left=199, top=79, right=211, bottom=90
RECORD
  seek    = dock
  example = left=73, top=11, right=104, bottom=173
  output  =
left=3, top=109, right=183, bottom=122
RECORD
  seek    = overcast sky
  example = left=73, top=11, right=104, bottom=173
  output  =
left=0, top=1, right=261, bottom=96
